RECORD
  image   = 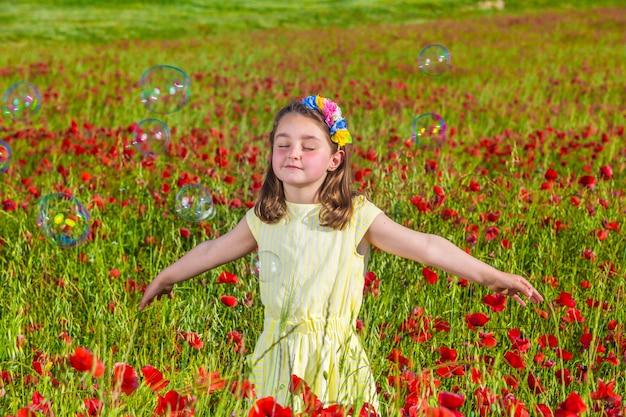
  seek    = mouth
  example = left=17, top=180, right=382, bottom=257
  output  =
left=285, top=165, right=302, bottom=170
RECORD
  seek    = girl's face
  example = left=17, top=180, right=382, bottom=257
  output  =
left=272, top=113, right=344, bottom=202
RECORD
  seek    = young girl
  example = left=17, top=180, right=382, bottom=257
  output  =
left=139, top=95, right=544, bottom=412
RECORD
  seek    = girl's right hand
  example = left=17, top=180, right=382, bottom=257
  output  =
left=138, top=277, right=174, bottom=310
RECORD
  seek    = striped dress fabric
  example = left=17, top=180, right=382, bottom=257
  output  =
left=244, top=195, right=383, bottom=411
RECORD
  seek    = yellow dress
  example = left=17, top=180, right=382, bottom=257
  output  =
left=245, top=195, right=382, bottom=411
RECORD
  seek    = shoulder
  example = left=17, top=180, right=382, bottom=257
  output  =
left=353, top=194, right=382, bottom=216
left=350, top=194, right=383, bottom=236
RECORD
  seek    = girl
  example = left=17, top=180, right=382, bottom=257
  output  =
left=139, top=95, right=544, bottom=412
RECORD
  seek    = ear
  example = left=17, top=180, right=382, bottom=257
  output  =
left=327, top=149, right=345, bottom=172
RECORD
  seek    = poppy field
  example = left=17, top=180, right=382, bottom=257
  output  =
left=0, top=2, right=625, bottom=416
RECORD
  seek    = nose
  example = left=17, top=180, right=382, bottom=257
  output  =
left=287, top=147, right=301, bottom=160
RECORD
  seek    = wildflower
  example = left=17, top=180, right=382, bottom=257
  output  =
left=69, top=347, right=104, bottom=378
left=142, top=365, right=170, bottom=392
left=113, top=363, right=139, bottom=395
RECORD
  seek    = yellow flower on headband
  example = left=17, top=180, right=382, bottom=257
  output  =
left=332, top=130, right=351, bottom=147
left=315, top=95, right=325, bottom=110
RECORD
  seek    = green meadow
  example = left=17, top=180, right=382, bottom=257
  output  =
left=0, top=1, right=624, bottom=416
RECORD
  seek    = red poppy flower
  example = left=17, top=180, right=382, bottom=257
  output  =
left=415, top=407, right=457, bottom=417
left=194, top=367, right=226, bottom=394
left=113, top=362, right=139, bottom=395
left=478, top=331, right=497, bottom=347
left=562, top=308, right=584, bottom=323
left=577, top=175, right=596, bottom=190
left=422, top=267, right=438, bottom=284
left=602, top=219, right=620, bottom=232
left=154, top=390, right=195, bottom=417
left=438, top=391, right=464, bottom=409
left=217, top=271, right=238, bottom=284
left=555, top=348, right=573, bottom=361
left=69, top=347, right=105, bottom=378
left=465, top=313, right=490, bottom=330
left=484, top=226, right=500, bottom=241
left=142, top=365, right=170, bottom=392
left=179, top=228, right=191, bottom=238
left=183, top=332, right=204, bottom=350
left=555, top=392, right=586, bottom=416
left=554, top=369, right=573, bottom=386
left=231, top=379, right=256, bottom=400
left=554, top=292, right=576, bottom=308
left=527, top=373, right=546, bottom=394
left=482, top=293, right=506, bottom=312
left=599, top=165, right=613, bottom=180
left=83, top=398, right=103, bottom=416
left=545, top=168, right=558, bottom=181
left=538, top=334, right=558, bottom=349
left=590, top=378, right=622, bottom=403
left=504, top=351, right=526, bottom=369
left=289, top=375, right=322, bottom=413
left=220, top=295, right=238, bottom=307
left=535, top=404, right=553, bottom=417
left=248, top=396, right=293, bottom=417
left=387, top=349, right=413, bottom=369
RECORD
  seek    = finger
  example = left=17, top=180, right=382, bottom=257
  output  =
left=531, top=290, right=544, bottom=304
left=514, top=277, right=535, bottom=299
left=512, top=294, right=527, bottom=307
left=138, top=298, right=151, bottom=311
left=168, top=292, right=174, bottom=300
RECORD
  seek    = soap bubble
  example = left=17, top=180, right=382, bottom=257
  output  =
left=418, top=44, right=451, bottom=76
left=132, top=118, right=170, bottom=157
left=2, top=82, right=41, bottom=120
left=0, top=140, right=11, bottom=173
left=37, top=193, right=91, bottom=248
left=411, top=113, right=446, bottom=148
left=251, top=251, right=281, bottom=281
left=175, top=184, right=216, bottom=222
left=139, top=65, right=191, bottom=114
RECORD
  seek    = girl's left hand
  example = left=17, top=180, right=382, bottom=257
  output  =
left=487, top=272, right=544, bottom=307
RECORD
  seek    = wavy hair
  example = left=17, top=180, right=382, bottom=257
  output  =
left=254, top=100, right=357, bottom=230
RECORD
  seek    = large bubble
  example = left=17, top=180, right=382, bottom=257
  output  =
left=0, top=140, right=11, bottom=173
left=175, top=184, right=216, bottom=222
left=132, top=118, right=171, bottom=157
left=2, top=82, right=41, bottom=121
left=37, top=193, right=92, bottom=248
left=139, top=65, right=191, bottom=114
left=418, top=44, right=451, bottom=77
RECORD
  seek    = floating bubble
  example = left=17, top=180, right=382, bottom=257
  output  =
left=2, top=82, right=41, bottom=120
left=37, top=193, right=91, bottom=248
left=0, top=140, right=11, bottom=173
left=251, top=250, right=281, bottom=281
left=132, top=118, right=170, bottom=157
left=175, top=184, right=216, bottom=222
left=411, top=113, right=446, bottom=148
left=139, top=65, right=191, bottom=114
left=418, top=44, right=451, bottom=76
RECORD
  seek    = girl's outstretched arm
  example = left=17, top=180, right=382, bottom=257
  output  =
left=365, top=213, right=544, bottom=306
left=138, top=217, right=257, bottom=310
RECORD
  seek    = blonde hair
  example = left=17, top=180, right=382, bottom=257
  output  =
left=254, top=100, right=357, bottom=230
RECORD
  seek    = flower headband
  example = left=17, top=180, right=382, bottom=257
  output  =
left=301, top=95, right=352, bottom=147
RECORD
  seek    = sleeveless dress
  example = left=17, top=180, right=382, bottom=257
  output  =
left=244, top=195, right=382, bottom=411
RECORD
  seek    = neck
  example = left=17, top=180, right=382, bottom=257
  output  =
left=283, top=187, right=320, bottom=204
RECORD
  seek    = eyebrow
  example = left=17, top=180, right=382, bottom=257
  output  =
left=275, top=133, right=322, bottom=141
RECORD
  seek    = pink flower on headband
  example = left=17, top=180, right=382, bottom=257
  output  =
left=322, top=101, right=337, bottom=127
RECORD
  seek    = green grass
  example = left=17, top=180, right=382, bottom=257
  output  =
left=0, top=0, right=624, bottom=43
left=0, top=2, right=625, bottom=416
